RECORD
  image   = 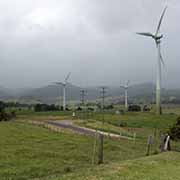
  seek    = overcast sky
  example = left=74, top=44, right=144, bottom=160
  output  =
left=0, top=0, right=179, bottom=89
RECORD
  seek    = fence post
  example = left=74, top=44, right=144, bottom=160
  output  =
left=160, top=134, right=165, bottom=152
left=133, top=132, right=136, bottom=145
left=98, top=133, right=104, bottom=164
left=146, top=135, right=153, bottom=156
left=92, top=131, right=98, bottom=165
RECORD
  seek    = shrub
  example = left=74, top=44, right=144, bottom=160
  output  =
left=104, top=104, right=114, bottom=110
left=76, top=107, right=82, bottom=111
left=0, top=101, right=6, bottom=112
left=128, top=105, right=141, bottom=112
left=87, top=107, right=94, bottom=111
left=34, top=104, right=59, bottom=112
left=118, top=121, right=127, bottom=127
left=143, top=105, right=150, bottom=112
left=119, top=110, right=125, bottom=115
left=169, top=116, right=180, bottom=141
left=0, top=101, right=16, bottom=122
left=0, top=111, right=16, bottom=121
left=64, top=166, right=72, bottom=173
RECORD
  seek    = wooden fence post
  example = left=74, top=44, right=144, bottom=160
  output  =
left=92, top=131, right=98, bottom=165
left=160, top=134, right=165, bottom=152
left=98, top=133, right=104, bottom=164
left=146, top=135, right=153, bottom=156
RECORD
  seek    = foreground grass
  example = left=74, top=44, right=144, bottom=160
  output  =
left=58, top=152, right=180, bottom=180
left=1, top=109, right=179, bottom=179
left=0, top=122, right=146, bottom=180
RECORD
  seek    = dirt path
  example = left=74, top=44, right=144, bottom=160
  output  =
left=47, top=120, right=133, bottom=140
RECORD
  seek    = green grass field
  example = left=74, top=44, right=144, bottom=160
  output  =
left=1, top=108, right=180, bottom=180
left=59, top=152, right=180, bottom=180
left=0, top=121, right=147, bottom=180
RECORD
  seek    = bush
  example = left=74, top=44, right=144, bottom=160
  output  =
left=118, top=121, right=127, bottom=127
left=119, top=110, right=125, bottom=115
left=104, top=104, right=114, bottom=110
left=169, top=116, right=180, bottom=141
left=34, top=104, right=59, bottom=112
left=76, top=107, right=82, bottom=111
left=87, top=107, right=94, bottom=111
left=108, top=120, right=127, bottom=127
left=128, top=105, right=141, bottom=112
left=143, top=105, right=150, bottom=112
left=0, top=101, right=16, bottom=122
left=0, top=111, right=16, bottom=121
left=0, top=101, right=6, bottom=112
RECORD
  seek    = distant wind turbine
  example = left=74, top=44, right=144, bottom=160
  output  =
left=137, top=6, right=167, bottom=115
left=55, top=72, right=71, bottom=111
left=120, top=80, right=130, bottom=110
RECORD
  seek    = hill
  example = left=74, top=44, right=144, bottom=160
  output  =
left=1, top=83, right=180, bottom=104
left=0, top=86, right=13, bottom=100
left=11, top=82, right=157, bottom=104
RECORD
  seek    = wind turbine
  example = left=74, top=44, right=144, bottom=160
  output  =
left=120, top=80, right=130, bottom=110
left=137, top=7, right=167, bottom=115
left=55, top=72, right=71, bottom=111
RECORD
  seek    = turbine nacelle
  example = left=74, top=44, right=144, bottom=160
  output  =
left=154, top=34, right=163, bottom=44
left=120, top=80, right=130, bottom=90
left=137, top=6, right=167, bottom=41
left=54, top=72, right=71, bottom=87
left=136, top=33, right=163, bottom=41
left=155, top=34, right=163, bottom=40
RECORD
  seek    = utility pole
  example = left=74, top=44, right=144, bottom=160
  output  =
left=99, top=86, right=107, bottom=124
left=97, top=86, right=107, bottom=165
left=80, top=90, right=87, bottom=121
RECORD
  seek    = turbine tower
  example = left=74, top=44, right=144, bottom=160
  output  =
left=55, top=72, right=71, bottom=111
left=120, top=80, right=130, bottom=110
left=137, top=7, right=167, bottom=115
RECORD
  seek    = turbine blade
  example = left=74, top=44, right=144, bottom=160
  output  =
left=155, top=6, right=167, bottom=35
left=54, top=82, right=64, bottom=86
left=136, top=32, right=154, bottom=37
left=65, top=72, right=71, bottom=82
left=159, top=44, right=165, bottom=68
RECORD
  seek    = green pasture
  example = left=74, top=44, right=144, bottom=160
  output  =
left=1, top=105, right=180, bottom=179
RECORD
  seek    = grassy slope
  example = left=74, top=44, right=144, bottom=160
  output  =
left=1, top=110, right=180, bottom=180
left=90, top=112, right=178, bottom=129
left=0, top=122, right=146, bottom=180
left=59, top=152, right=180, bottom=180
left=75, top=112, right=178, bottom=141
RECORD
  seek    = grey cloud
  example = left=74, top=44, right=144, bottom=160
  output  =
left=0, top=0, right=179, bottom=89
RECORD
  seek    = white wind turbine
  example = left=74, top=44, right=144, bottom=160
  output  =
left=120, top=80, right=130, bottom=110
left=137, top=7, right=167, bottom=115
left=55, top=72, right=71, bottom=111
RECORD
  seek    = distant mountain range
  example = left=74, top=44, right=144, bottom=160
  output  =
left=0, top=83, right=180, bottom=104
